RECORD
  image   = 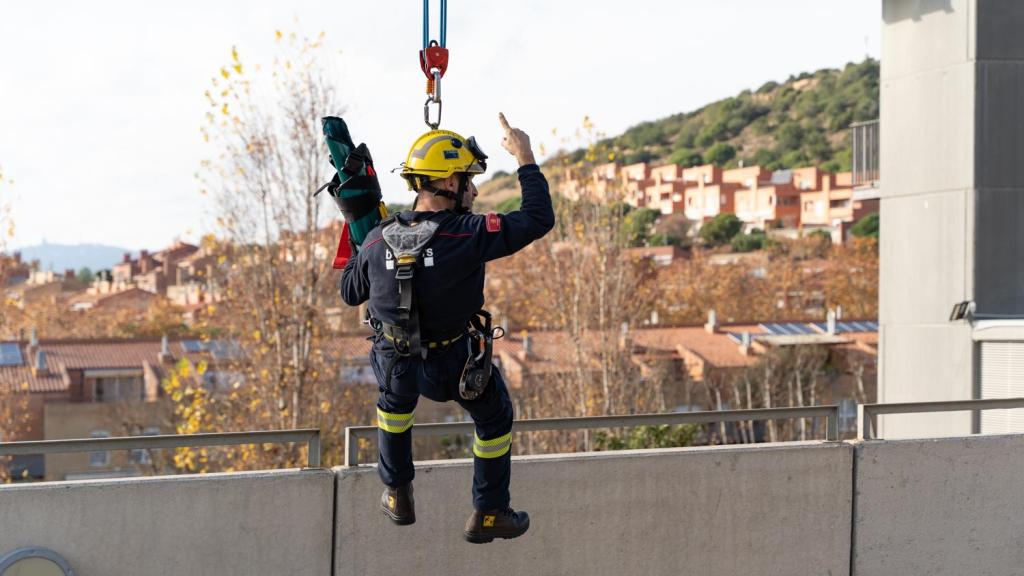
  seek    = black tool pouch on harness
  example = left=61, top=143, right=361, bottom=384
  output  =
left=459, top=310, right=504, bottom=400
left=378, top=215, right=444, bottom=360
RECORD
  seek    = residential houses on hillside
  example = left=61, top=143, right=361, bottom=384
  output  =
left=92, top=240, right=221, bottom=310
left=3, top=240, right=224, bottom=324
left=0, top=332, right=380, bottom=481
left=495, top=314, right=877, bottom=437
left=560, top=160, right=878, bottom=242
left=2, top=314, right=878, bottom=480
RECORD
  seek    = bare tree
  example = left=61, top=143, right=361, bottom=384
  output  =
left=170, top=31, right=373, bottom=471
left=487, top=130, right=663, bottom=452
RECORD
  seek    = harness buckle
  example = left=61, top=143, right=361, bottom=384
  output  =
left=395, top=263, right=415, bottom=281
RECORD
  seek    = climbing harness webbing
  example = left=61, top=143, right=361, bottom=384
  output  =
left=379, top=322, right=465, bottom=351
left=378, top=213, right=445, bottom=359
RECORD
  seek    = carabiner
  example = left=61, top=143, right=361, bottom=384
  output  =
left=424, top=96, right=442, bottom=130
left=423, top=70, right=442, bottom=129
left=431, top=69, right=441, bottom=103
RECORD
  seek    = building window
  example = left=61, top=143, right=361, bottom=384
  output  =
left=89, top=430, right=110, bottom=467
left=132, top=426, right=161, bottom=465
left=91, top=376, right=144, bottom=402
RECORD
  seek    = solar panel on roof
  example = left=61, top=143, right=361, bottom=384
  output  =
left=770, top=170, right=793, bottom=185
left=725, top=332, right=745, bottom=344
left=811, top=321, right=879, bottom=334
left=180, top=340, right=204, bottom=353
left=760, top=323, right=817, bottom=336
left=0, top=343, right=23, bottom=366
left=209, top=340, right=243, bottom=360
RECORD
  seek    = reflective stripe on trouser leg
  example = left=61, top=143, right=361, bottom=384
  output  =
left=376, top=397, right=416, bottom=488
left=473, top=431, right=512, bottom=458
left=377, top=408, right=415, bottom=434
left=460, top=366, right=513, bottom=510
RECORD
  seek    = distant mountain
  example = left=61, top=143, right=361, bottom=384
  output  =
left=14, top=242, right=135, bottom=272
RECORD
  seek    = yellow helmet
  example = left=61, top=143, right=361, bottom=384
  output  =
left=400, top=130, right=487, bottom=190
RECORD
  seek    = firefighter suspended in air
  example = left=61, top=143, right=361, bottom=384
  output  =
left=340, top=113, right=554, bottom=543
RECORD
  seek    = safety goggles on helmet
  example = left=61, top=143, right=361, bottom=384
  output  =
left=465, top=136, right=488, bottom=172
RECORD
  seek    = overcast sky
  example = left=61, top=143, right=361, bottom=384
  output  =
left=0, top=0, right=881, bottom=251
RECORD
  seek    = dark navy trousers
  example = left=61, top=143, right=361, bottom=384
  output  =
left=370, top=336, right=514, bottom=511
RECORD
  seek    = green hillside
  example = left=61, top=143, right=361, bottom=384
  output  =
left=478, top=59, right=879, bottom=209
left=598, top=58, right=878, bottom=171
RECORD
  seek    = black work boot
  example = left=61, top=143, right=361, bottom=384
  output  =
left=463, top=507, right=530, bottom=543
left=381, top=484, right=415, bottom=525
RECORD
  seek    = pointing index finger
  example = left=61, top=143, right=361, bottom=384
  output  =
left=498, top=112, right=512, bottom=132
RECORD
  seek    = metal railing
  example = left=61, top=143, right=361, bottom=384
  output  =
left=851, top=119, right=880, bottom=186
left=0, top=429, right=322, bottom=468
left=858, top=398, right=1024, bottom=440
left=344, top=406, right=841, bottom=466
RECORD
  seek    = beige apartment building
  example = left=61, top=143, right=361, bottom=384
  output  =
left=800, top=171, right=879, bottom=240
left=557, top=157, right=880, bottom=239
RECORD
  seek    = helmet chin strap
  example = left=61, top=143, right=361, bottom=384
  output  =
left=418, top=174, right=469, bottom=213
left=454, top=173, right=470, bottom=214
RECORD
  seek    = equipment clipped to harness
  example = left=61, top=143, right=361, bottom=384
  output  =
left=317, top=116, right=388, bottom=268
left=459, top=310, right=505, bottom=401
left=380, top=214, right=443, bottom=358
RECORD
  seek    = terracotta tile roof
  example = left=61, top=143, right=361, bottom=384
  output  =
left=494, top=331, right=582, bottom=375
left=0, top=364, right=67, bottom=393
left=40, top=339, right=165, bottom=369
left=158, top=242, right=199, bottom=261
left=0, top=338, right=214, bottom=393
left=634, top=325, right=765, bottom=368
left=491, top=321, right=878, bottom=375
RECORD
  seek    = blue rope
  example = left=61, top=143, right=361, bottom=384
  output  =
left=423, top=0, right=447, bottom=49
left=440, top=0, right=447, bottom=48
left=423, top=0, right=429, bottom=49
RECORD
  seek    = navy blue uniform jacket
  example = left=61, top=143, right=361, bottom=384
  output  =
left=340, top=164, right=555, bottom=336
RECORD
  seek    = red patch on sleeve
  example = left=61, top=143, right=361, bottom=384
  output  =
left=486, top=212, right=501, bottom=233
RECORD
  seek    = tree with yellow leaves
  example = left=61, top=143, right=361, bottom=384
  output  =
left=0, top=382, right=30, bottom=482
left=170, top=31, right=373, bottom=471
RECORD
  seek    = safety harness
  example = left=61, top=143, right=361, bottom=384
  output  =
left=376, top=213, right=445, bottom=359
left=369, top=213, right=503, bottom=399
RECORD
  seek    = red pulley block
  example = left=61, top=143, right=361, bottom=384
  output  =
left=419, top=44, right=449, bottom=80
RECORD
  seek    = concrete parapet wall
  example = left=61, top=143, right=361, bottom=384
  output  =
left=853, top=434, right=1024, bottom=575
left=6, top=435, right=1024, bottom=575
left=0, top=469, right=335, bottom=576
left=334, top=442, right=853, bottom=576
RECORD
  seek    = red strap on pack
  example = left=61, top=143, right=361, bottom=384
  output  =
left=333, top=222, right=352, bottom=270
left=419, top=45, right=449, bottom=80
